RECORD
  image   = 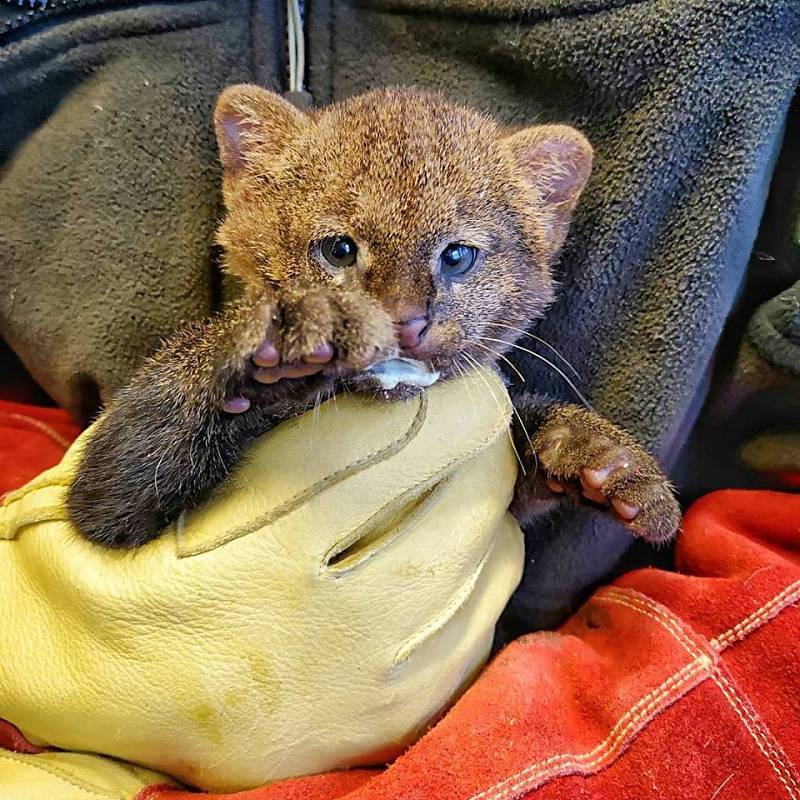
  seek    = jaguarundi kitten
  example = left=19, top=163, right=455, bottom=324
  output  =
left=67, top=86, right=681, bottom=548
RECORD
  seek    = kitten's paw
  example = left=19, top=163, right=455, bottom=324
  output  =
left=253, top=289, right=395, bottom=382
left=531, top=407, right=681, bottom=544
left=223, top=288, right=396, bottom=412
left=250, top=338, right=335, bottom=384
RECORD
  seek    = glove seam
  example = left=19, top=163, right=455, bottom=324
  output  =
left=174, top=392, right=432, bottom=557
left=0, top=749, right=128, bottom=799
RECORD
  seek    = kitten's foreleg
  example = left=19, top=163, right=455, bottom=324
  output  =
left=67, top=290, right=292, bottom=548
left=67, top=285, right=397, bottom=548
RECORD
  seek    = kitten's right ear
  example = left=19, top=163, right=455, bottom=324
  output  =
left=214, top=85, right=307, bottom=173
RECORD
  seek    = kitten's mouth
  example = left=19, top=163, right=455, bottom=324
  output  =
left=347, top=349, right=483, bottom=400
left=366, top=357, right=441, bottom=391
left=345, top=357, right=441, bottom=402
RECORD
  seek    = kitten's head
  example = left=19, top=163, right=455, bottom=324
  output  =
left=214, top=86, right=592, bottom=378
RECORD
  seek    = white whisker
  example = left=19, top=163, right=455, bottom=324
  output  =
left=485, top=321, right=581, bottom=379
left=309, top=390, right=323, bottom=453
left=471, top=340, right=526, bottom=384
left=153, top=450, right=168, bottom=503
left=466, top=351, right=534, bottom=459
left=480, top=336, right=594, bottom=411
left=463, top=352, right=526, bottom=476
left=452, top=357, right=480, bottom=425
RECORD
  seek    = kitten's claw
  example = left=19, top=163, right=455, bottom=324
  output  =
left=305, top=342, right=335, bottom=364
left=222, top=288, right=395, bottom=414
left=249, top=337, right=335, bottom=383
left=223, top=340, right=334, bottom=412
left=577, top=467, right=641, bottom=519
left=252, top=340, right=280, bottom=368
left=582, top=461, right=628, bottom=489
left=254, top=361, right=326, bottom=383
left=612, top=497, right=641, bottom=521
left=579, top=481, right=607, bottom=504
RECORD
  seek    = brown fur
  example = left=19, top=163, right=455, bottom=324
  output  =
left=67, top=86, right=679, bottom=549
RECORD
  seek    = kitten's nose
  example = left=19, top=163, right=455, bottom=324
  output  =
left=392, top=305, right=430, bottom=351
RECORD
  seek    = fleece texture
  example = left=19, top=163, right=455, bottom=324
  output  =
left=2, top=0, right=800, bottom=627
left=0, top=1, right=282, bottom=420
left=690, top=286, right=800, bottom=489
left=748, top=282, right=800, bottom=379
left=684, top=107, right=800, bottom=497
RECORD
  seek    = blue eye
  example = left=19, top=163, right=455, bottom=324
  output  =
left=440, top=243, right=478, bottom=276
left=321, top=235, right=358, bottom=268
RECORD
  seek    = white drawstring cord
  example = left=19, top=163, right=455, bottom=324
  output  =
left=286, top=0, right=305, bottom=93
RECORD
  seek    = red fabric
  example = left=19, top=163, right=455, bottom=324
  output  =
left=0, top=403, right=798, bottom=799
left=135, top=774, right=376, bottom=800
left=0, top=721, right=50, bottom=755
left=137, top=490, right=800, bottom=800
left=0, top=400, right=81, bottom=497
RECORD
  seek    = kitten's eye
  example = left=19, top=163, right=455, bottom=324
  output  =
left=320, top=235, right=358, bottom=269
left=439, top=243, right=478, bottom=277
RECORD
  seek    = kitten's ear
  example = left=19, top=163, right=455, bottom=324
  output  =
left=214, top=84, right=307, bottom=173
left=503, top=124, right=593, bottom=242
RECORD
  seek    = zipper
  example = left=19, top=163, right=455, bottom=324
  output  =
left=3, top=0, right=315, bottom=108
left=1, top=0, right=114, bottom=38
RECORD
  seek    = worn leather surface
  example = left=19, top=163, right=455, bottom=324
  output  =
left=0, top=370, right=523, bottom=792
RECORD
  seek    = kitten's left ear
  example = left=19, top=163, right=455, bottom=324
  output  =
left=503, top=124, right=593, bottom=246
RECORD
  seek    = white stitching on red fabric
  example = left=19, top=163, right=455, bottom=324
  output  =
left=0, top=412, right=71, bottom=450
left=712, top=667, right=800, bottom=799
left=468, top=580, right=800, bottom=800
left=467, top=657, right=711, bottom=800
left=469, top=588, right=716, bottom=800
left=599, top=588, right=710, bottom=661
left=712, top=578, right=800, bottom=651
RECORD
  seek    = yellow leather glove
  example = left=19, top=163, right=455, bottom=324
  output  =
left=0, top=370, right=522, bottom=793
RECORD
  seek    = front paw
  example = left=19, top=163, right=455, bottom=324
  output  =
left=224, top=288, right=396, bottom=411
left=527, top=407, right=681, bottom=544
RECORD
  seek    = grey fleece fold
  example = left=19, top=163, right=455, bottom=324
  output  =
left=2, top=0, right=799, bottom=629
